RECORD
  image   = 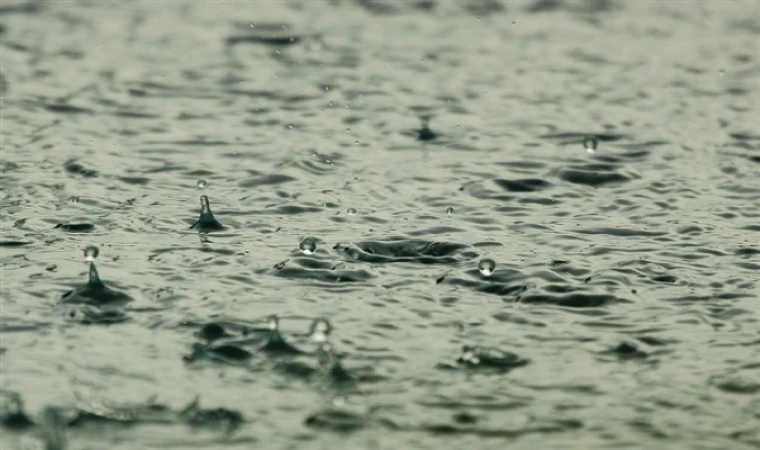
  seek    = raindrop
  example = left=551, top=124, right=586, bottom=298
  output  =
left=446, top=207, right=454, bottom=216
left=200, top=195, right=212, bottom=215
left=478, top=259, right=495, bottom=276
left=345, top=128, right=351, bottom=134
left=346, top=207, right=357, bottom=216
left=309, top=318, right=332, bottom=343
left=83, top=245, right=99, bottom=262
left=299, top=237, right=317, bottom=255
left=267, top=315, right=280, bottom=331
left=196, top=179, right=207, bottom=189
left=583, top=136, right=598, bottom=153
left=354, top=140, right=360, bottom=145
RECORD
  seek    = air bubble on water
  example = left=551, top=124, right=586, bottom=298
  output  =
left=478, top=259, right=496, bottom=276
left=446, top=207, right=454, bottom=216
left=299, top=237, right=317, bottom=255
left=583, top=136, right=598, bottom=153
left=354, top=140, right=360, bottom=145
left=83, top=245, right=99, bottom=262
left=267, top=315, right=280, bottom=331
left=309, top=318, right=332, bottom=343
left=196, top=179, right=207, bottom=189
left=346, top=207, right=357, bottom=215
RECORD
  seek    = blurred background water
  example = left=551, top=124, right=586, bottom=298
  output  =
left=1, top=0, right=759, bottom=449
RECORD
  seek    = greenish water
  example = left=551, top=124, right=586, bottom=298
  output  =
left=1, top=1, right=759, bottom=449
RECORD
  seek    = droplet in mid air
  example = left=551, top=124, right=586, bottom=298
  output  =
left=196, top=179, right=207, bottom=189
left=309, top=318, right=332, bottom=343
left=267, top=315, right=280, bottom=331
left=478, top=259, right=496, bottom=277
left=84, top=245, right=99, bottom=262
left=299, top=237, right=317, bottom=255
left=583, top=136, right=598, bottom=153
left=346, top=208, right=357, bottom=216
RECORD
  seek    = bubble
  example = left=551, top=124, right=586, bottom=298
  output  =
left=345, top=128, right=351, bottom=134
left=583, top=136, right=598, bottom=153
left=309, top=318, right=332, bottom=343
left=299, top=237, right=317, bottom=255
left=446, top=207, right=454, bottom=216
left=83, top=245, right=99, bottom=262
left=196, top=179, right=207, bottom=189
left=346, top=207, right=357, bottom=216
left=478, top=258, right=496, bottom=276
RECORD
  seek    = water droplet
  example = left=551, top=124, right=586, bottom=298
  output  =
left=309, top=318, right=332, bottom=343
left=267, top=315, right=280, bottom=331
left=299, top=237, right=317, bottom=255
left=345, top=128, right=351, bottom=134
left=446, top=207, right=454, bottom=216
left=583, top=136, right=598, bottom=153
left=83, top=245, right=99, bottom=262
left=324, top=85, right=330, bottom=91
left=354, top=140, right=360, bottom=145
left=196, top=179, right=207, bottom=189
left=200, top=195, right=211, bottom=215
left=346, top=207, right=357, bottom=215
left=478, top=259, right=495, bottom=276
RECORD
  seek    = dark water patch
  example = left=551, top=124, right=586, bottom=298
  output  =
left=493, top=178, right=552, bottom=192
left=0, top=240, right=33, bottom=247
left=334, top=239, right=475, bottom=265
left=117, top=176, right=151, bottom=185
left=598, top=342, right=650, bottom=361
left=518, top=292, right=627, bottom=308
left=557, top=167, right=633, bottom=187
left=54, top=223, right=94, bottom=232
left=539, top=132, right=627, bottom=144
left=269, top=262, right=374, bottom=284
left=305, top=408, right=368, bottom=432
left=63, top=160, right=98, bottom=178
left=573, top=227, right=668, bottom=237
left=44, top=103, right=94, bottom=114
left=238, top=173, right=296, bottom=188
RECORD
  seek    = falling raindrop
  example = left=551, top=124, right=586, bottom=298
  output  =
left=583, top=136, right=598, bottom=153
left=446, top=207, right=454, bottom=216
left=267, top=315, right=280, bottom=331
left=478, top=259, right=496, bottom=276
left=83, top=246, right=99, bottom=262
left=299, top=237, right=317, bottom=255
left=309, top=318, right=332, bottom=343
left=196, top=179, right=207, bottom=189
